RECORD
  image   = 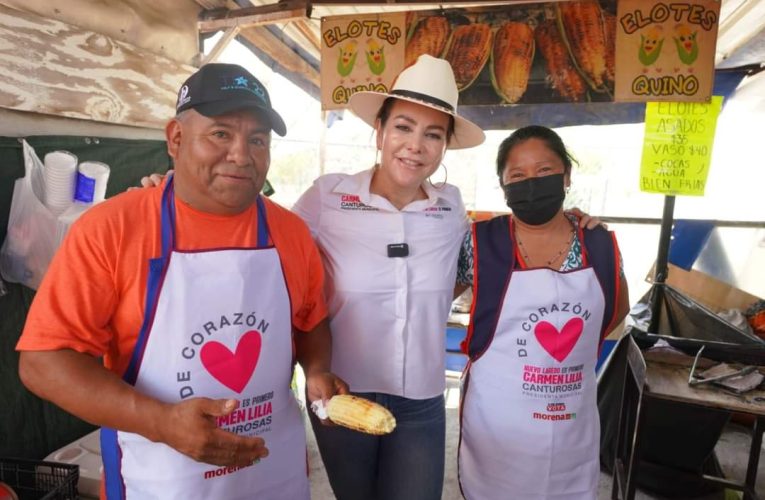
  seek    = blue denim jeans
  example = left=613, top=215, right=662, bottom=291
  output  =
left=309, top=392, right=446, bottom=500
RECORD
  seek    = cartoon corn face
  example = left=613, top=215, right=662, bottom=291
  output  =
left=673, top=23, right=699, bottom=65
left=639, top=25, right=664, bottom=66
left=337, top=40, right=358, bottom=77
left=366, top=39, right=386, bottom=75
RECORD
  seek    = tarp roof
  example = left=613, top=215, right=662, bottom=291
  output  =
left=194, top=1, right=765, bottom=127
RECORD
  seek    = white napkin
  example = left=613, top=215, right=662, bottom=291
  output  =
left=310, top=399, right=328, bottom=420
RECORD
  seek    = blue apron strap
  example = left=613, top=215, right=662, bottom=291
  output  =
left=463, top=215, right=515, bottom=361
left=103, top=177, right=177, bottom=499
left=582, top=227, right=619, bottom=339
left=101, top=427, right=124, bottom=499
left=256, top=195, right=269, bottom=248
left=161, top=175, right=176, bottom=256
left=124, top=177, right=176, bottom=384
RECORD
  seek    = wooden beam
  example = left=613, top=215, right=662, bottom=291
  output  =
left=309, top=0, right=561, bottom=4
left=293, top=19, right=321, bottom=52
left=199, top=0, right=310, bottom=33
left=0, top=4, right=194, bottom=129
left=194, top=0, right=228, bottom=9
left=2, top=0, right=201, bottom=65
left=201, top=25, right=241, bottom=64
left=236, top=25, right=320, bottom=87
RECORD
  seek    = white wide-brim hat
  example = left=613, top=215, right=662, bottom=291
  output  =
left=348, top=54, right=485, bottom=150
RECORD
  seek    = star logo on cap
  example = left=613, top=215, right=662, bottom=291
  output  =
left=234, top=76, right=249, bottom=87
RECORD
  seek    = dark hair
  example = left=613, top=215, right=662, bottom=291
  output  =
left=495, top=125, right=576, bottom=181
left=376, top=97, right=456, bottom=143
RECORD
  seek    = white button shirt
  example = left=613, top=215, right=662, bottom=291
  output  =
left=293, top=168, right=469, bottom=399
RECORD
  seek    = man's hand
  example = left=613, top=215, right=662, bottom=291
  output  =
left=19, top=350, right=267, bottom=467
left=157, top=397, right=269, bottom=467
left=127, top=170, right=171, bottom=191
left=567, top=207, right=606, bottom=230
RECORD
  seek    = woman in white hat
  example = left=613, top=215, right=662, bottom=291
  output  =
left=292, top=54, right=484, bottom=499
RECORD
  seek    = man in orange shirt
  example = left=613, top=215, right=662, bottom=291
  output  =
left=17, top=63, right=347, bottom=499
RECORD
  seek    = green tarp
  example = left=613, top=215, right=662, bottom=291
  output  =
left=0, top=136, right=170, bottom=459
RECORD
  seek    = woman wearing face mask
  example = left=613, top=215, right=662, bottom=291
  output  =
left=456, top=125, right=630, bottom=500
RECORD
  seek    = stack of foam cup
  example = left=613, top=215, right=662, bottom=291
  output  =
left=54, top=161, right=111, bottom=247
left=75, top=161, right=110, bottom=204
left=43, top=151, right=78, bottom=216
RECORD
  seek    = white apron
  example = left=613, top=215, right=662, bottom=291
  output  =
left=459, top=265, right=605, bottom=500
left=100, top=178, right=309, bottom=500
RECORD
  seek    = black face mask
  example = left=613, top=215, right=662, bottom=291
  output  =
left=502, top=173, right=565, bottom=226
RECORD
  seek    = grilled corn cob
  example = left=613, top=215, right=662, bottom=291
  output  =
left=602, top=12, right=616, bottom=86
left=444, top=23, right=493, bottom=91
left=556, top=1, right=609, bottom=90
left=405, top=12, right=419, bottom=40
left=405, top=16, right=451, bottom=67
left=490, top=21, right=535, bottom=104
left=326, top=395, right=396, bottom=435
left=535, top=20, right=586, bottom=102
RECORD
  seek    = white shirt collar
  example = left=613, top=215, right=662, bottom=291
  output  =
left=332, top=168, right=375, bottom=205
left=331, top=167, right=462, bottom=211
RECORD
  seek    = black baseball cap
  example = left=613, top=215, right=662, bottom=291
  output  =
left=175, top=63, right=286, bottom=136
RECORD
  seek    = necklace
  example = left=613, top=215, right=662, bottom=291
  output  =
left=516, top=224, right=576, bottom=268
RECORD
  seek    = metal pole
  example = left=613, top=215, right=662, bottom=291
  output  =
left=319, top=110, right=327, bottom=176
left=649, top=195, right=676, bottom=333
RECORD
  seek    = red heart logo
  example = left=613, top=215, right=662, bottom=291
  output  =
left=200, top=331, right=262, bottom=393
left=534, top=318, right=584, bottom=363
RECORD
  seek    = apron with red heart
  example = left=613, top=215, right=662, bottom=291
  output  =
left=100, top=177, right=309, bottom=500
left=459, top=218, right=608, bottom=500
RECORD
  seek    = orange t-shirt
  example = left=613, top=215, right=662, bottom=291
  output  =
left=17, top=181, right=327, bottom=377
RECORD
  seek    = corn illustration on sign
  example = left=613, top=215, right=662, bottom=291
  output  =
left=320, top=0, right=722, bottom=108
left=322, top=1, right=625, bottom=108
left=614, top=0, right=720, bottom=102
left=320, top=12, right=405, bottom=110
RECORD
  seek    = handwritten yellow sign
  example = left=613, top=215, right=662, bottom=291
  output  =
left=640, top=96, right=722, bottom=195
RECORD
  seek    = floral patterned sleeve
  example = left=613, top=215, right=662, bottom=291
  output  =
left=618, top=248, right=625, bottom=278
left=456, top=228, right=474, bottom=286
left=566, top=232, right=625, bottom=278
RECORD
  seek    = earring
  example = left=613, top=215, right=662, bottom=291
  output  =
left=428, top=163, right=448, bottom=189
left=374, top=149, right=380, bottom=169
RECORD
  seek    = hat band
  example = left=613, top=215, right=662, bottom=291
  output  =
left=390, top=89, right=454, bottom=112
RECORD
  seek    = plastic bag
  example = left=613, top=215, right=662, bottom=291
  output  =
left=0, top=140, right=62, bottom=289
left=718, top=308, right=754, bottom=335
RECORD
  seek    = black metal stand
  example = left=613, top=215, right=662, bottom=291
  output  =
left=648, top=195, right=676, bottom=333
